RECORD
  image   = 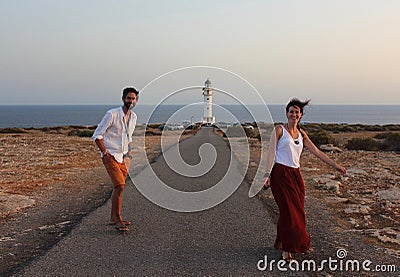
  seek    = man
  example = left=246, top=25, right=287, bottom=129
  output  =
left=92, top=87, right=138, bottom=232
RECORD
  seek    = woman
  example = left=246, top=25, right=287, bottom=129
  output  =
left=263, top=98, right=346, bottom=262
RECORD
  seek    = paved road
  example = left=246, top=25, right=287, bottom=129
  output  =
left=18, top=128, right=279, bottom=276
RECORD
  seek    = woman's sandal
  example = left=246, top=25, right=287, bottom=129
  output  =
left=109, top=220, right=131, bottom=226
left=115, top=225, right=129, bottom=232
left=262, top=184, right=270, bottom=190
left=282, top=251, right=294, bottom=262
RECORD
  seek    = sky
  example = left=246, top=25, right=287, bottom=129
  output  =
left=0, top=0, right=399, bottom=105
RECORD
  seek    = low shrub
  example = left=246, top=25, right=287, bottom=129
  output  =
left=303, top=123, right=357, bottom=133
left=307, top=131, right=335, bottom=147
left=0, top=128, right=27, bottom=133
left=346, top=138, right=380, bottom=151
left=77, top=130, right=94, bottom=137
left=145, top=129, right=162, bottom=136
left=374, top=132, right=400, bottom=151
left=67, top=129, right=94, bottom=137
left=302, top=123, right=400, bottom=133
left=374, top=132, right=400, bottom=140
left=382, top=124, right=400, bottom=131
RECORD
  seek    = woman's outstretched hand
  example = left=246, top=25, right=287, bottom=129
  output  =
left=263, top=177, right=271, bottom=190
left=336, top=165, right=347, bottom=175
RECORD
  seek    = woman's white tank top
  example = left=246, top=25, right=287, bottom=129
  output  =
left=275, top=125, right=303, bottom=168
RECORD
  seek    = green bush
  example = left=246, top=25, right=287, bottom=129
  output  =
left=77, top=130, right=94, bottom=137
left=145, top=129, right=161, bottom=136
left=67, top=129, right=94, bottom=137
left=374, top=132, right=400, bottom=140
left=307, top=131, right=335, bottom=146
left=346, top=133, right=400, bottom=152
left=301, top=123, right=400, bottom=133
left=346, top=138, right=380, bottom=151
left=303, top=123, right=357, bottom=133
left=382, top=124, right=400, bottom=131
left=0, top=128, right=27, bottom=133
left=374, top=132, right=400, bottom=151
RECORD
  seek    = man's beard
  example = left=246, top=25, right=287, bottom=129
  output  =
left=124, top=102, right=135, bottom=110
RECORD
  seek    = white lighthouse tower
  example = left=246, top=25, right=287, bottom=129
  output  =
left=202, top=78, right=215, bottom=125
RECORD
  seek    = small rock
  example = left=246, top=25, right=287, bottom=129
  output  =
left=302, top=167, right=320, bottom=172
left=344, top=204, right=371, bottom=214
left=38, top=224, right=55, bottom=230
left=0, top=236, right=15, bottom=242
left=363, top=215, right=372, bottom=226
left=375, top=187, right=400, bottom=203
left=309, top=176, right=334, bottom=186
left=0, top=192, right=35, bottom=214
left=355, top=197, right=375, bottom=204
left=340, top=176, right=350, bottom=182
left=319, top=144, right=343, bottom=153
left=349, top=218, right=359, bottom=227
left=325, top=197, right=348, bottom=204
left=379, top=214, right=398, bottom=224
left=346, top=168, right=368, bottom=177
left=369, top=228, right=400, bottom=246
left=310, top=177, right=342, bottom=194
left=323, top=180, right=342, bottom=194
left=56, top=221, right=72, bottom=227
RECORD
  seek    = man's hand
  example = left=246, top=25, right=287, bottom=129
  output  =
left=124, top=157, right=131, bottom=170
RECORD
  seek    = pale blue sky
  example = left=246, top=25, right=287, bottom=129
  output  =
left=1, top=0, right=399, bottom=105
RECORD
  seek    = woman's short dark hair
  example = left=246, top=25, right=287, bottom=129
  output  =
left=285, top=98, right=310, bottom=114
left=122, top=87, right=139, bottom=98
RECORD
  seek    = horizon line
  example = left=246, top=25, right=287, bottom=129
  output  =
left=1, top=103, right=400, bottom=106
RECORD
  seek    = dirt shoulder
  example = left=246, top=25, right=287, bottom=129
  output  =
left=0, top=128, right=110, bottom=275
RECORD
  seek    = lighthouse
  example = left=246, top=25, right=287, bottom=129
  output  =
left=202, top=78, right=215, bottom=125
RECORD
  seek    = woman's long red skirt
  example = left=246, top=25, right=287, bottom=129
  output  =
left=270, top=163, right=310, bottom=253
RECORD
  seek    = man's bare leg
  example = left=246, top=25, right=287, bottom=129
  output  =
left=111, top=185, right=126, bottom=228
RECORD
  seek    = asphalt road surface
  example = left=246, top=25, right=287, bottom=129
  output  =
left=17, top=128, right=281, bottom=276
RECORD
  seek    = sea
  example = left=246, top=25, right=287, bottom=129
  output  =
left=0, top=105, right=399, bottom=128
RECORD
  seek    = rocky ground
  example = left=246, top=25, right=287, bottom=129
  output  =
left=241, top=130, right=400, bottom=261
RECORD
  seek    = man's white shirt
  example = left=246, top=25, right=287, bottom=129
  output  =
left=92, top=107, right=137, bottom=163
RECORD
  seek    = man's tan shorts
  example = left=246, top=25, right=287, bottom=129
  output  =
left=102, top=155, right=128, bottom=188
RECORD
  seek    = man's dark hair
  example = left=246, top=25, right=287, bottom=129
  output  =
left=122, top=87, right=139, bottom=98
